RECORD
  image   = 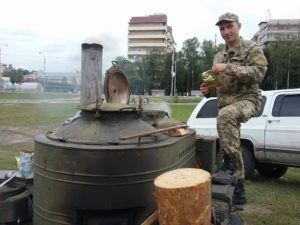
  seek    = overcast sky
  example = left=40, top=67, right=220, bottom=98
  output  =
left=0, top=0, right=299, bottom=73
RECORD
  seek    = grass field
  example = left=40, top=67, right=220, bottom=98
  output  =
left=0, top=93, right=299, bottom=225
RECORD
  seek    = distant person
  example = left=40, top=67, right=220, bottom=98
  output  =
left=200, top=12, right=267, bottom=205
left=144, top=94, right=150, bottom=104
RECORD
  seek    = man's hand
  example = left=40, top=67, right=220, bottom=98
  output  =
left=200, top=83, right=209, bottom=96
left=211, top=63, right=227, bottom=74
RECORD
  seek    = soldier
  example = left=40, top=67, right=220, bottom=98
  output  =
left=200, top=12, right=268, bottom=205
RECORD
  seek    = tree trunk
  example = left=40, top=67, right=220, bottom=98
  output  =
left=154, top=168, right=211, bottom=225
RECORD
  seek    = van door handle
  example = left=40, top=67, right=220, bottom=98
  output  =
left=268, top=119, right=280, bottom=123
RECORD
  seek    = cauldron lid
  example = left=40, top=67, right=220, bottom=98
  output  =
left=104, top=62, right=130, bottom=104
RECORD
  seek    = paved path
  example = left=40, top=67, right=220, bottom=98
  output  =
left=0, top=97, right=80, bottom=104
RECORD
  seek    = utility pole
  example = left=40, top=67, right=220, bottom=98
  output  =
left=39, top=52, right=46, bottom=92
left=170, top=43, right=176, bottom=96
left=287, top=53, right=291, bottom=89
left=0, top=44, right=8, bottom=66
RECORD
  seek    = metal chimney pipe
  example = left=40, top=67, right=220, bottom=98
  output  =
left=80, top=43, right=103, bottom=108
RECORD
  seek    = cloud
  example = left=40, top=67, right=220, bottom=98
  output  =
left=1, top=0, right=299, bottom=72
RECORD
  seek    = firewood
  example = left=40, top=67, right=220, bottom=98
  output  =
left=154, top=168, right=211, bottom=225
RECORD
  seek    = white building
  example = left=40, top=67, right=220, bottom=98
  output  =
left=128, top=14, right=175, bottom=61
left=0, top=77, right=10, bottom=91
left=252, top=19, right=300, bottom=46
left=18, top=82, right=43, bottom=93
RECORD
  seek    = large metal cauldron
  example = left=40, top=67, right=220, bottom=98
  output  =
left=33, top=45, right=196, bottom=225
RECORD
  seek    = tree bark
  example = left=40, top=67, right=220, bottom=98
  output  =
left=154, top=168, right=211, bottom=225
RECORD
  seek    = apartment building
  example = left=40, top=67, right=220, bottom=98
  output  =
left=252, top=19, right=300, bottom=46
left=128, top=14, right=175, bottom=61
left=0, top=63, right=8, bottom=76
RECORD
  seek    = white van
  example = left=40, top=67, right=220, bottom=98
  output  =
left=187, top=89, right=300, bottom=178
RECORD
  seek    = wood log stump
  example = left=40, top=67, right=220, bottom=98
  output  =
left=154, top=168, right=211, bottom=225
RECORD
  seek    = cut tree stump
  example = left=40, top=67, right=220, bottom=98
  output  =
left=154, top=168, right=211, bottom=225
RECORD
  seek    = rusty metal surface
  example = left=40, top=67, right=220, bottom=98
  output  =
left=104, top=63, right=130, bottom=104
left=33, top=132, right=196, bottom=224
left=48, top=109, right=166, bottom=145
left=33, top=59, right=197, bottom=225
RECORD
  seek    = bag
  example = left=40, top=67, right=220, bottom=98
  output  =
left=18, top=151, right=34, bottom=178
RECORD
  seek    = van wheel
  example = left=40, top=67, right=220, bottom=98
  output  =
left=241, top=144, right=256, bottom=178
left=256, top=163, right=288, bottom=178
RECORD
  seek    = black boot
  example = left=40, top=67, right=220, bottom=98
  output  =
left=233, top=179, right=247, bottom=205
left=212, top=154, right=237, bottom=185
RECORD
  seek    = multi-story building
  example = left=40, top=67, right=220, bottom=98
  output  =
left=128, top=13, right=175, bottom=61
left=0, top=63, right=8, bottom=76
left=252, top=19, right=300, bottom=46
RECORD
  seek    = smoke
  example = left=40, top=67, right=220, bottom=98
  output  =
left=82, top=33, right=125, bottom=71
left=143, top=102, right=172, bottom=116
left=83, top=33, right=120, bottom=53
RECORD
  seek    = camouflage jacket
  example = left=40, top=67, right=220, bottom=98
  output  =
left=212, top=37, right=267, bottom=109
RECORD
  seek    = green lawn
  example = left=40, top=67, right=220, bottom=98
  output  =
left=0, top=103, right=78, bottom=127
left=170, top=103, right=197, bottom=122
left=242, top=168, right=300, bottom=225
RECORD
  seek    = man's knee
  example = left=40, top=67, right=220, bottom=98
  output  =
left=217, top=107, right=237, bottom=126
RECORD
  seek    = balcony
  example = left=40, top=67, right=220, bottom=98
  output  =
left=127, top=50, right=148, bottom=55
left=128, top=25, right=167, bottom=31
left=128, top=42, right=167, bottom=47
left=128, top=34, right=167, bottom=39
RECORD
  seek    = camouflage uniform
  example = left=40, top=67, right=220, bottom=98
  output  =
left=213, top=37, right=267, bottom=179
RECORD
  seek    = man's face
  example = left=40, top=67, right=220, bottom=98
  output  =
left=218, top=21, right=241, bottom=46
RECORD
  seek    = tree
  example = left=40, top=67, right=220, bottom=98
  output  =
left=114, top=56, right=144, bottom=94
left=181, top=37, right=201, bottom=95
left=175, top=51, right=188, bottom=95
left=142, top=50, right=166, bottom=93
left=262, top=39, right=300, bottom=90
left=3, top=68, right=28, bottom=84
left=199, top=40, right=224, bottom=71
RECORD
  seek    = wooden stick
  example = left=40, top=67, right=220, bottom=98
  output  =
left=119, top=125, right=188, bottom=140
left=0, top=173, right=16, bottom=188
left=140, top=211, right=158, bottom=225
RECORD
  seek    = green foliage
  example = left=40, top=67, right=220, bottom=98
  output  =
left=2, top=67, right=30, bottom=84
left=174, top=94, right=179, bottom=103
left=181, top=37, right=201, bottom=94
left=262, top=39, right=300, bottom=90
left=114, top=57, right=143, bottom=94
left=114, top=37, right=225, bottom=96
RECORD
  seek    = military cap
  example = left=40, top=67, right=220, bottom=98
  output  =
left=216, top=12, right=239, bottom=26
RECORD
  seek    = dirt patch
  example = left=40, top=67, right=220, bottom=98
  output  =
left=0, top=126, right=49, bottom=147
left=243, top=203, right=273, bottom=214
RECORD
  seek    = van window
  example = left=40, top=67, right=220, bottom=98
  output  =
left=196, top=96, right=266, bottom=118
left=255, top=96, right=266, bottom=117
left=196, top=99, right=218, bottom=118
left=272, top=94, right=300, bottom=117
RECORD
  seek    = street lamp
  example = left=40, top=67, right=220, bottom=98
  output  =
left=38, top=52, right=46, bottom=92
left=170, top=43, right=176, bottom=96
left=0, top=44, right=8, bottom=66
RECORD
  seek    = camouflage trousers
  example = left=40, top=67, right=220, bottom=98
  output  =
left=217, top=100, right=260, bottom=179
